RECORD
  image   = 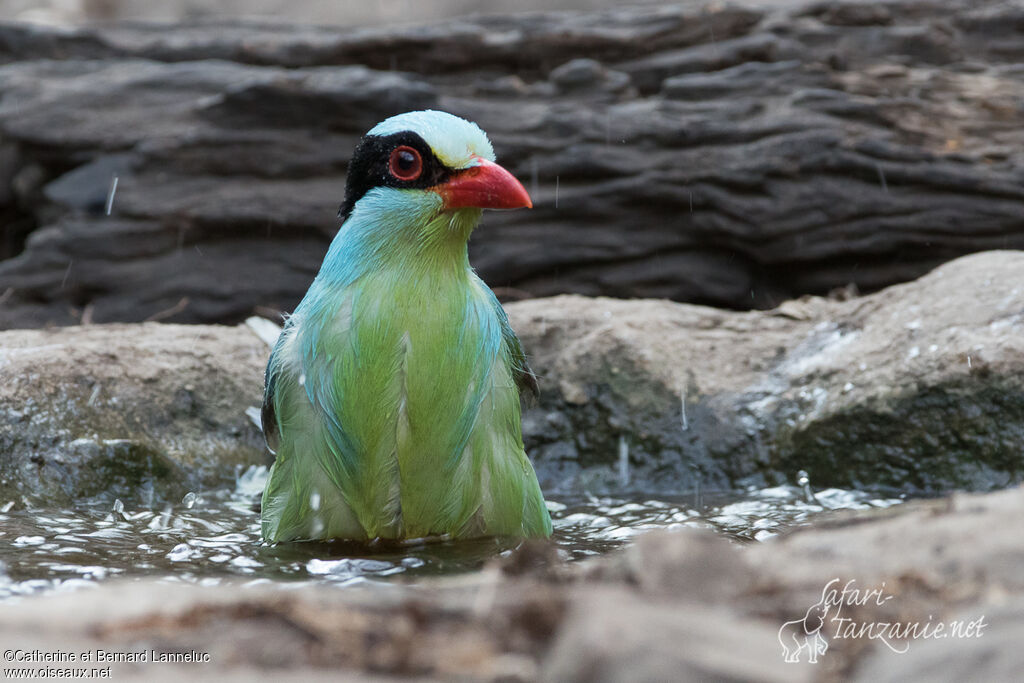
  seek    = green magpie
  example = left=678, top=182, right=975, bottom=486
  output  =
left=260, top=110, right=552, bottom=542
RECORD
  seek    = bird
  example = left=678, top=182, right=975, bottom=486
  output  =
left=260, top=110, right=552, bottom=543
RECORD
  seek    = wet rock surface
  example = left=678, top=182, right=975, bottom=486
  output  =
left=1, top=250, right=1020, bottom=504
left=0, top=323, right=268, bottom=506
left=1, top=0, right=1023, bottom=325
left=516, top=250, right=1024, bottom=496
left=2, top=484, right=1020, bottom=682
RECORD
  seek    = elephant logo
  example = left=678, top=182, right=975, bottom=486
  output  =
left=778, top=595, right=830, bottom=663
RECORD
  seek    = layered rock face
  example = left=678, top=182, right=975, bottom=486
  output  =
left=1, top=0, right=1023, bottom=326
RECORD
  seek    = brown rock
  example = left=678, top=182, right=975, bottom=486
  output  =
left=0, top=322, right=268, bottom=505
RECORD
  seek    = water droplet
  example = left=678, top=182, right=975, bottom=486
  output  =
left=182, top=492, right=197, bottom=509
left=796, top=470, right=820, bottom=505
left=167, top=543, right=193, bottom=562
left=112, top=499, right=124, bottom=515
left=310, top=516, right=325, bottom=537
left=310, top=491, right=321, bottom=511
left=14, top=536, right=45, bottom=546
left=148, top=505, right=173, bottom=530
left=231, top=556, right=263, bottom=569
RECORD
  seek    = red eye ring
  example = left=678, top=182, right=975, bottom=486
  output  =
left=388, top=145, right=423, bottom=181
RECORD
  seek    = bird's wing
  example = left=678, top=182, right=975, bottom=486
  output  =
left=261, top=346, right=282, bottom=455
left=481, top=284, right=539, bottom=401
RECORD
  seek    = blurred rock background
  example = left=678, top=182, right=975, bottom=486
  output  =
left=0, top=0, right=1021, bottom=328
left=4, top=0, right=667, bottom=26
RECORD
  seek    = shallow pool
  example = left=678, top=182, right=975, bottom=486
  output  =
left=0, top=466, right=901, bottom=601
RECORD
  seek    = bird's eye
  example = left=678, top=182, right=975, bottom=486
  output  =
left=388, top=146, right=423, bottom=181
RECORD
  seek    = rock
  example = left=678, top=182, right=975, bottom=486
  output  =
left=803, top=1, right=894, bottom=27
left=854, top=598, right=1024, bottom=682
left=548, top=58, right=631, bottom=95
left=0, top=323, right=268, bottom=506
left=742, top=485, right=1024, bottom=638
left=549, top=58, right=604, bottom=88
left=514, top=250, right=1024, bottom=495
left=1, top=1, right=1024, bottom=324
left=745, top=486, right=1024, bottom=678
left=0, top=573, right=570, bottom=681
left=1, top=249, right=1020, bottom=504
left=542, top=587, right=799, bottom=683
left=585, top=529, right=754, bottom=601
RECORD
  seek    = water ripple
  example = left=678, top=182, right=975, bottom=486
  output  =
left=0, top=466, right=902, bottom=601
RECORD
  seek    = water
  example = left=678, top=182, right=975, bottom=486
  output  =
left=0, top=467, right=901, bottom=602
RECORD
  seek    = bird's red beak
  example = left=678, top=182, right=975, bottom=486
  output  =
left=435, top=156, right=533, bottom=211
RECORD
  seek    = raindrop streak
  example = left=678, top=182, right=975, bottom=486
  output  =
left=310, top=517, right=325, bottom=537
left=679, top=384, right=689, bottom=431
left=530, top=157, right=539, bottom=199
left=61, top=262, right=73, bottom=289
left=555, top=176, right=560, bottom=209
left=876, top=164, right=888, bottom=193
left=618, top=435, right=630, bottom=487
left=105, top=175, right=118, bottom=216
